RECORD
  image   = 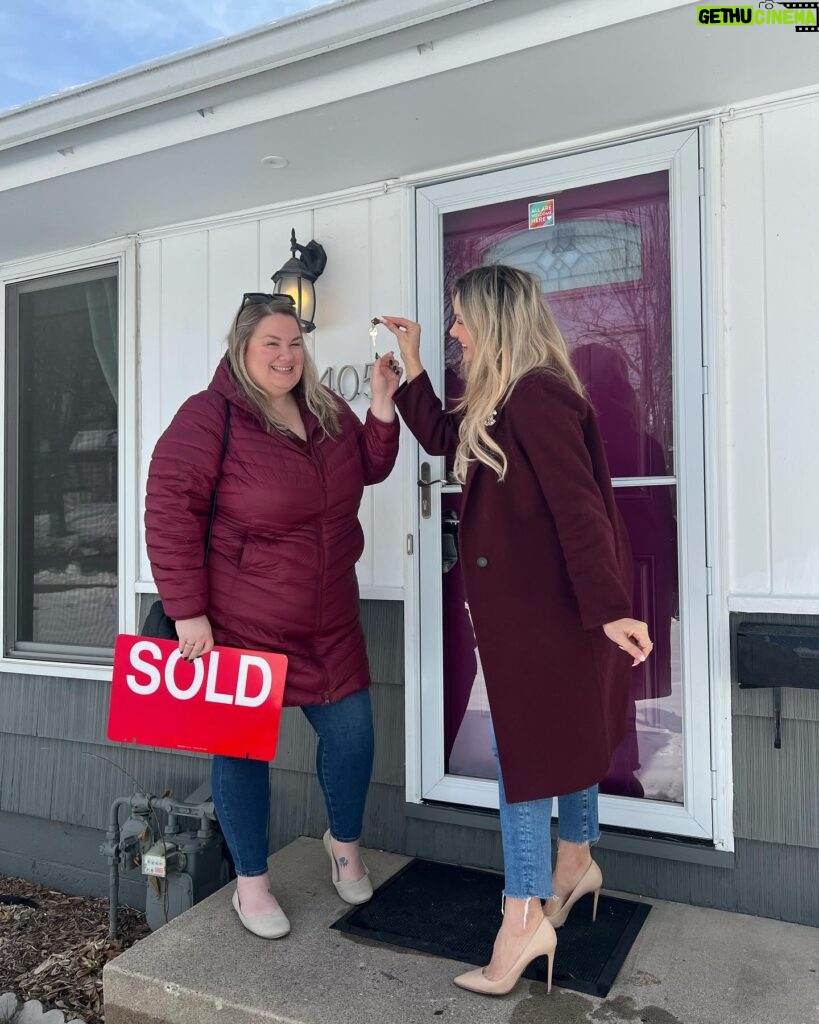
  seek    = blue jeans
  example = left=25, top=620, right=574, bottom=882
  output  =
left=490, top=718, right=599, bottom=900
left=212, top=689, right=374, bottom=876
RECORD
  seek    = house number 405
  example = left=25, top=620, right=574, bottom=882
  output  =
left=319, top=363, right=376, bottom=401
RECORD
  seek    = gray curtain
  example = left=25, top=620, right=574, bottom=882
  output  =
left=84, top=277, right=118, bottom=401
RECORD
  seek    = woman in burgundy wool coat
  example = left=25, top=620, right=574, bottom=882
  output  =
left=145, top=294, right=400, bottom=940
left=381, top=266, right=652, bottom=997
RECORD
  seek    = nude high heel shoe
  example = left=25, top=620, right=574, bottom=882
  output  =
left=546, top=859, right=603, bottom=929
left=453, top=916, right=557, bottom=996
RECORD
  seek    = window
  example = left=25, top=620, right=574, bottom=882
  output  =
left=5, top=265, right=119, bottom=664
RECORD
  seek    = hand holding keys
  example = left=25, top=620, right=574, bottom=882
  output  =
left=370, top=318, right=401, bottom=376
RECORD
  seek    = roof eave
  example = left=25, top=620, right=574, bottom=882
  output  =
left=0, top=0, right=494, bottom=152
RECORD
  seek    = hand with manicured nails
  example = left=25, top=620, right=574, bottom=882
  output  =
left=176, top=614, right=214, bottom=661
left=369, top=351, right=401, bottom=422
left=603, top=618, right=653, bottom=667
left=378, top=316, right=424, bottom=381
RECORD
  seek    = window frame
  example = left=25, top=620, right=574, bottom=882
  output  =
left=0, top=239, right=137, bottom=679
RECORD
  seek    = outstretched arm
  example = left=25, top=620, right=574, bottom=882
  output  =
left=380, top=316, right=461, bottom=456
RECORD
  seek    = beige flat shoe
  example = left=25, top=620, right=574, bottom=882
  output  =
left=323, top=829, right=373, bottom=905
left=454, top=916, right=557, bottom=995
left=231, top=889, right=290, bottom=939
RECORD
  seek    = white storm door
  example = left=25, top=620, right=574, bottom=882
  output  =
left=413, top=130, right=712, bottom=840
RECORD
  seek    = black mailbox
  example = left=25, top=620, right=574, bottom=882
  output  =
left=735, top=623, right=819, bottom=691
left=733, top=618, right=819, bottom=749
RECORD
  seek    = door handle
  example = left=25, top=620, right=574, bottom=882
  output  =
left=418, top=461, right=445, bottom=519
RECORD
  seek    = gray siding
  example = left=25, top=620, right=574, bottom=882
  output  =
left=1, top=603, right=817, bottom=925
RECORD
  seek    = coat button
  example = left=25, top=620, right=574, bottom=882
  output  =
left=476, top=556, right=489, bottom=568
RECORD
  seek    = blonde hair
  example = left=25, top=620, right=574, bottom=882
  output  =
left=452, top=265, right=584, bottom=482
left=226, top=298, right=340, bottom=437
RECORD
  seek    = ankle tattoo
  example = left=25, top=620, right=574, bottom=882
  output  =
left=339, top=856, right=349, bottom=868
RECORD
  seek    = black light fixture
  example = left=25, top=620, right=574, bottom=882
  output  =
left=271, top=228, right=327, bottom=333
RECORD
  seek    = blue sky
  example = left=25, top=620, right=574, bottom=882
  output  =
left=0, top=0, right=333, bottom=113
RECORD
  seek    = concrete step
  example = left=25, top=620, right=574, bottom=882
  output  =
left=103, top=836, right=819, bottom=1024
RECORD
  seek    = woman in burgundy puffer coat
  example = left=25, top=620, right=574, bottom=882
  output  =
left=145, top=293, right=400, bottom=939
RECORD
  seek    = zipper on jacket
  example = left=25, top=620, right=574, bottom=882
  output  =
left=309, top=436, right=332, bottom=700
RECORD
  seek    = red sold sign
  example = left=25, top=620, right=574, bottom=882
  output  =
left=108, top=635, right=287, bottom=760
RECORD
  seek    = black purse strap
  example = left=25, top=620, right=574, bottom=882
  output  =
left=204, top=399, right=231, bottom=564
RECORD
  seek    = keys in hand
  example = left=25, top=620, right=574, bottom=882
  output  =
left=370, top=318, right=401, bottom=376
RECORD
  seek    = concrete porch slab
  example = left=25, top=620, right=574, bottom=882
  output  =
left=103, top=836, right=819, bottom=1024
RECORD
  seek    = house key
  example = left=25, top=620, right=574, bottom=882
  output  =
left=370, top=318, right=401, bottom=377
left=369, top=318, right=380, bottom=358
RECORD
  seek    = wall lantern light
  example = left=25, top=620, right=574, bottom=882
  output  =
left=271, top=228, right=327, bottom=333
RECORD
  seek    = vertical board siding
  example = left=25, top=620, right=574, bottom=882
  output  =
left=761, top=101, right=819, bottom=596
left=258, top=211, right=314, bottom=299
left=722, top=115, right=772, bottom=595
left=366, top=191, right=408, bottom=592
left=206, top=220, right=259, bottom=372
left=313, top=199, right=376, bottom=585
left=723, top=96, right=819, bottom=600
left=137, top=195, right=405, bottom=593
left=157, top=233, right=211, bottom=421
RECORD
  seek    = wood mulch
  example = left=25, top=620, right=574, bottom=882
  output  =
left=0, top=874, right=149, bottom=1024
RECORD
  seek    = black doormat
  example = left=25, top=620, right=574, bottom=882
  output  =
left=331, top=859, right=650, bottom=997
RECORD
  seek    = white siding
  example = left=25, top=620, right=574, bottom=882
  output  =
left=722, top=97, right=819, bottom=606
left=138, top=192, right=406, bottom=595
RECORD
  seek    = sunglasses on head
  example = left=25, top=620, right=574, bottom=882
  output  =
left=233, top=292, right=297, bottom=331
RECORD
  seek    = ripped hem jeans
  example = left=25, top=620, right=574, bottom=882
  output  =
left=490, top=717, right=600, bottom=902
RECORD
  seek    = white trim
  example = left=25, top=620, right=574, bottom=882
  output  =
left=666, top=129, right=713, bottom=838
left=393, top=84, right=819, bottom=193
left=727, top=595, right=819, bottom=615
left=414, top=180, right=449, bottom=803
left=421, top=775, right=713, bottom=841
left=359, top=586, right=404, bottom=601
left=402, top=184, right=423, bottom=806
left=410, top=132, right=701, bottom=216
left=0, top=237, right=137, bottom=681
left=120, top=241, right=139, bottom=638
left=407, top=129, right=718, bottom=841
left=700, top=119, right=735, bottom=853
left=8, top=80, right=818, bottom=275
left=0, top=0, right=692, bottom=156
left=138, top=181, right=399, bottom=243
left=0, top=0, right=494, bottom=149
left=0, top=659, right=114, bottom=681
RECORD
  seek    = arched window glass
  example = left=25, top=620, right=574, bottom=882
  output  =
left=483, top=218, right=642, bottom=293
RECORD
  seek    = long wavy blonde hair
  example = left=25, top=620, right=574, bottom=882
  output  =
left=453, top=265, right=584, bottom=482
left=226, top=298, right=340, bottom=437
